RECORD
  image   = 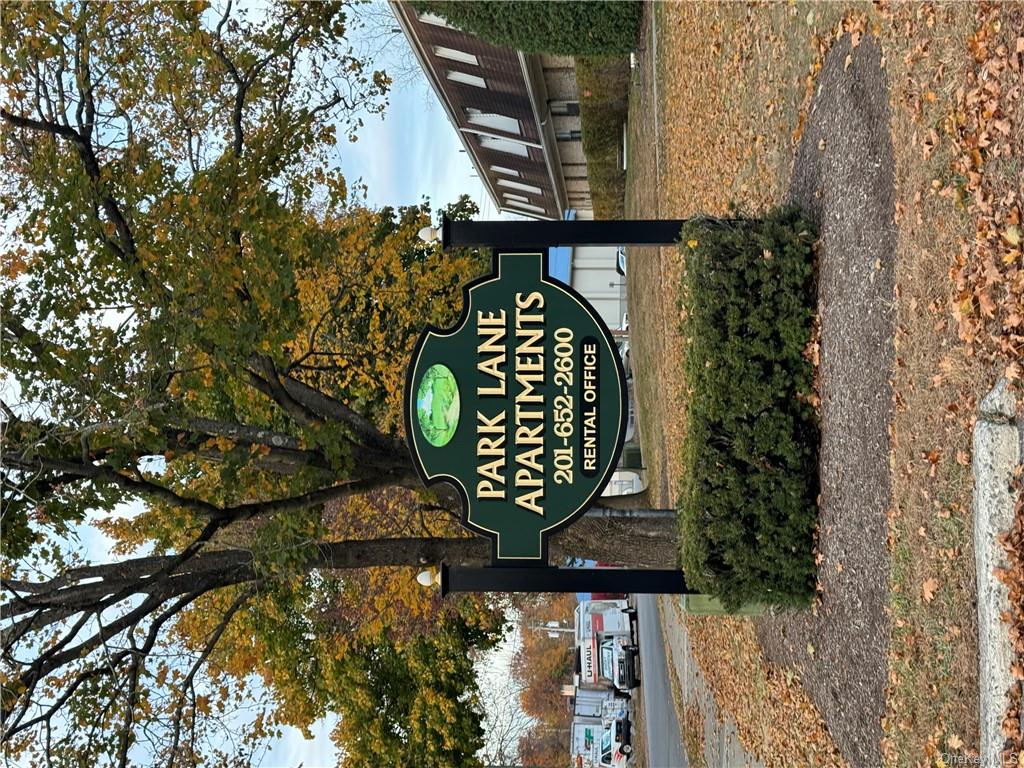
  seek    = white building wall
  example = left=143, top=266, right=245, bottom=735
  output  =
left=570, top=246, right=626, bottom=331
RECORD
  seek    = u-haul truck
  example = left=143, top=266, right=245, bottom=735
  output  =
left=573, top=687, right=629, bottom=721
left=575, top=599, right=639, bottom=693
left=571, top=715, right=632, bottom=768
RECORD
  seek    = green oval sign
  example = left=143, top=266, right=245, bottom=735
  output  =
left=405, top=252, right=626, bottom=562
left=416, top=364, right=460, bottom=447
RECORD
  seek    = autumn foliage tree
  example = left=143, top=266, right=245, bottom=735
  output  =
left=331, top=611, right=502, bottom=768
left=0, top=2, right=505, bottom=764
left=0, top=4, right=668, bottom=763
left=519, top=729, right=572, bottom=768
left=510, top=594, right=575, bottom=765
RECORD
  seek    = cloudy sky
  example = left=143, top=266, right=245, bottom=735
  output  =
left=336, top=4, right=501, bottom=218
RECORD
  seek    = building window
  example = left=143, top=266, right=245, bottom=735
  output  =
left=447, top=70, right=486, bottom=89
left=505, top=200, right=547, bottom=215
left=478, top=135, right=527, bottom=157
left=556, top=129, right=582, bottom=141
left=490, top=165, right=520, bottom=177
left=465, top=108, right=520, bottom=135
left=434, top=46, right=478, bottom=66
left=502, top=192, right=530, bottom=203
left=418, top=11, right=454, bottom=28
left=549, top=100, right=581, bottom=116
left=497, top=178, right=543, bottom=195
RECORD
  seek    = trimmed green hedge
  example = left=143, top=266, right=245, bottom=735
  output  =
left=411, top=1, right=641, bottom=56
left=576, top=56, right=629, bottom=219
left=677, top=209, right=820, bottom=610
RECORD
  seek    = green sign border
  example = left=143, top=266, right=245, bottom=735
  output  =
left=404, top=250, right=628, bottom=565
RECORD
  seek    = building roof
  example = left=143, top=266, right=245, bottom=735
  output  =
left=389, top=2, right=569, bottom=220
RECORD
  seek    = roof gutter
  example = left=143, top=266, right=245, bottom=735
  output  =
left=518, top=51, right=570, bottom=218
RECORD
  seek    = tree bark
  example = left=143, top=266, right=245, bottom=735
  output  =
left=549, top=515, right=679, bottom=569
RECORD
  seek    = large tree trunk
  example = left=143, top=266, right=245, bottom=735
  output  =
left=4, top=520, right=680, bottom=648
left=1, top=525, right=681, bottom=732
left=3, top=536, right=492, bottom=625
left=550, top=514, right=679, bottom=569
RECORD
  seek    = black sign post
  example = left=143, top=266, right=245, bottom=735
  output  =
left=440, top=213, right=735, bottom=250
left=439, top=563, right=689, bottom=596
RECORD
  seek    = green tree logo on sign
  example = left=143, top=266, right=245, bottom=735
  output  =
left=405, top=252, right=627, bottom=562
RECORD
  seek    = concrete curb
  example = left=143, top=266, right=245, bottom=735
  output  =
left=973, top=377, right=1022, bottom=767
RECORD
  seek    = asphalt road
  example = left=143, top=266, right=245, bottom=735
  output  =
left=634, top=594, right=687, bottom=768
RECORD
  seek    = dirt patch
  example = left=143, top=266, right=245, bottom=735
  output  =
left=754, top=34, right=896, bottom=768
left=624, top=2, right=682, bottom=510
left=681, top=699, right=709, bottom=768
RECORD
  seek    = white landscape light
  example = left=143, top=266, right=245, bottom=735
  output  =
left=417, top=225, right=440, bottom=243
left=416, top=568, right=441, bottom=587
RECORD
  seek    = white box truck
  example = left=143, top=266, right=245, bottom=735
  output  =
left=575, top=599, right=639, bottom=693
left=573, top=687, right=629, bottom=721
left=570, top=715, right=633, bottom=768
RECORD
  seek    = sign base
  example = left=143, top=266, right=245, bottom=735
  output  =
left=439, top=563, right=693, bottom=596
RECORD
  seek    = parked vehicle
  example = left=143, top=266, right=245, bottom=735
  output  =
left=571, top=714, right=633, bottom=768
left=573, top=687, right=629, bottom=721
left=599, top=469, right=646, bottom=498
left=616, top=339, right=631, bottom=380
left=571, top=612, right=636, bottom=768
left=575, top=599, right=639, bottom=693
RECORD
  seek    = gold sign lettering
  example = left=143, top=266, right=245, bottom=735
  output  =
left=476, top=310, right=506, bottom=396
left=476, top=410, right=506, bottom=499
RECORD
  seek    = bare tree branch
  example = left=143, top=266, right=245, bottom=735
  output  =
left=1, top=536, right=490, bottom=737
left=164, top=585, right=255, bottom=768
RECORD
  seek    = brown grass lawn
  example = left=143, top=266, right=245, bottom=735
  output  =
left=626, top=2, right=1020, bottom=766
